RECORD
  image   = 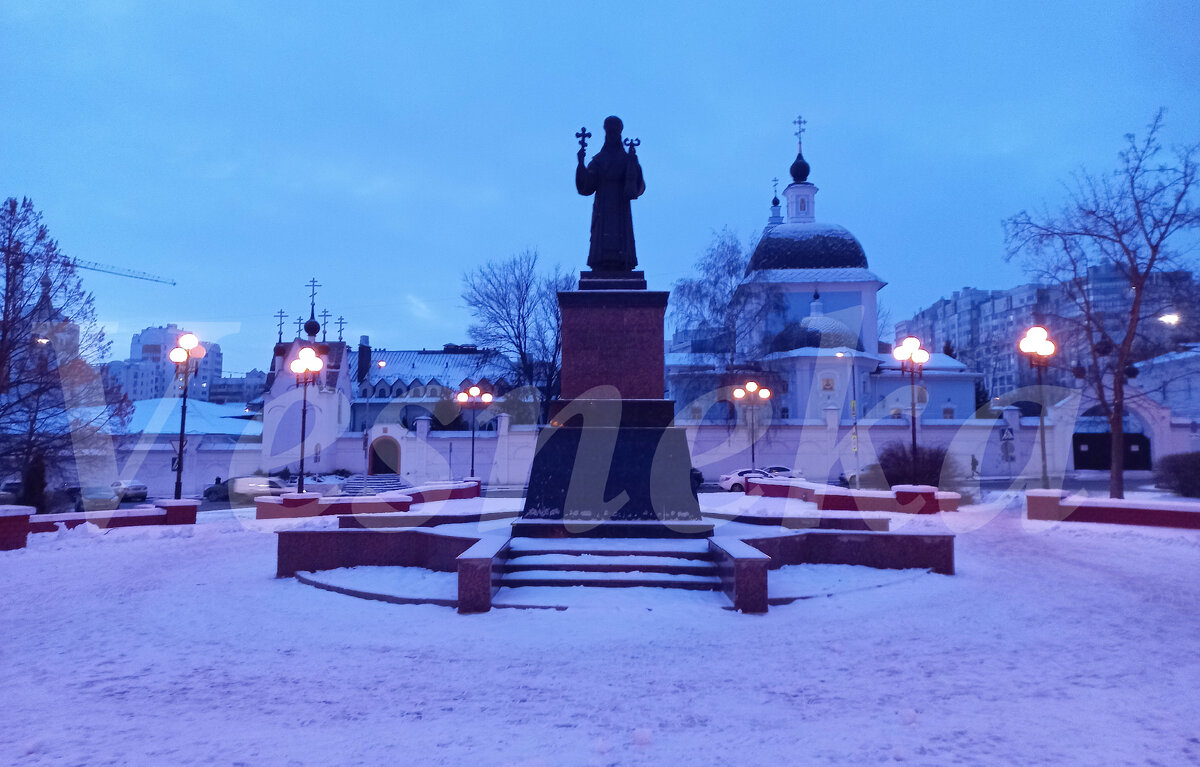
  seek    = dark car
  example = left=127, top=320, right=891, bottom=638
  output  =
left=204, top=477, right=287, bottom=504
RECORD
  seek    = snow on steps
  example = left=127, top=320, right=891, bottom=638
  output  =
left=500, top=535, right=721, bottom=590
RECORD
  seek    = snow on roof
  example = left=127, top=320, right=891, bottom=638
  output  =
left=875, top=352, right=968, bottom=372
left=739, top=267, right=885, bottom=285
left=105, top=398, right=262, bottom=437
left=350, top=348, right=513, bottom=388
left=1136, top=343, right=1200, bottom=368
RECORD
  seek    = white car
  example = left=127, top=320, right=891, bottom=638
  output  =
left=718, top=468, right=770, bottom=492
left=764, top=465, right=803, bottom=479
left=111, top=479, right=148, bottom=502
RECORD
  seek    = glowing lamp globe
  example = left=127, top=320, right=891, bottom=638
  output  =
left=177, top=333, right=199, bottom=351
left=758, top=388, right=771, bottom=399
left=732, top=388, right=746, bottom=399
left=169, top=347, right=188, bottom=364
left=456, top=392, right=469, bottom=403
left=745, top=381, right=759, bottom=393
left=481, top=392, right=493, bottom=404
left=468, top=385, right=481, bottom=397
left=289, top=359, right=305, bottom=374
left=911, top=348, right=930, bottom=365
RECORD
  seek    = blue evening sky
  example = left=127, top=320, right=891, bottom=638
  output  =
left=3, top=1, right=1199, bottom=373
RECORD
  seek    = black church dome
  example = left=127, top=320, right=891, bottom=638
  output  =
left=746, top=222, right=868, bottom=273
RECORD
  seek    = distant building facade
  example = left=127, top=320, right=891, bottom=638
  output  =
left=102, top=323, right=223, bottom=401
left=896, top=265, right=1198, bottom=398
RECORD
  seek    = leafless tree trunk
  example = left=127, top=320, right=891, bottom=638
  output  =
left=1006, top=111, right=1199, bottom=497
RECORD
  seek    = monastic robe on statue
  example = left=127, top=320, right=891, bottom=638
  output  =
left=576, top=138, right=645, bottom=271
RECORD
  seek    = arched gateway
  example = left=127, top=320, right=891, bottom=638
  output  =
left=368, top=437, right=400, bottom=475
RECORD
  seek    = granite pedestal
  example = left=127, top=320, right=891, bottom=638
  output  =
left=522, top=271, right=700, bottom=523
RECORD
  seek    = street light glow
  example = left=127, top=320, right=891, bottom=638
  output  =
left=169, top=347, right=188, bottom=364
left=481, top=392, right=493, bottom=403
left=1019, top=327, right=1056, bottom=358
left=758, top=387, right=771, bottom=399
left=1160, top=313, right=1181, bottom=325
left=732, top=388, right=746, bottom=399
left=456, top=391, right=469, bottom=403
left=468, top=385, right=481, bottom=397
left=178, top=333, right=199, bottom=351
left=744, top=381, right=759, bottom=393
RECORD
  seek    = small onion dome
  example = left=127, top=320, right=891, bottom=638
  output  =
left=746, top=222, right=868, bottom=273
left=770, top=316, right=862, bottom=352
left=304, top=313, right=321, bottom=338
left=790, top=147, right=811, bottom=184
left=771, top=194, right=781, bottom=207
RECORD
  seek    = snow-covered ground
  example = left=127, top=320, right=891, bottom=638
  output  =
left=3, top=494, right=1200, bottom=766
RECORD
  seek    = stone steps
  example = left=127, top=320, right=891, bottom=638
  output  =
left=500, top=535, right=720, bottom=591
left=503, top=553, right=717, bottom=576
left=497, top=569, right=722, bottom=591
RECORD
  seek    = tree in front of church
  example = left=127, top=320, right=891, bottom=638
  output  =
left=671, top=228, right=780, bottom=364
left=461, top=249, right=573, bottom=422
left=0, top=197, right=130, bottom=509
left=1005, top=111, right=1200, bottom=498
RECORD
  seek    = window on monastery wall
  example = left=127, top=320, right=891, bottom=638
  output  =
left=917, top=388, right=928, bottom=404
left=314, top=443, right=321, bottom=463
left=781, top=407, right=790, bottom=419
left=942, top=406, right=954, bottom=419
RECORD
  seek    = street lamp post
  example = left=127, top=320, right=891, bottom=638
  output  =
left=289, top=346, right=324, bottom=493
left=836, top=351, right=861, bottom=490
left=169, top=333, right=206, bottom=500
left=732, top=380, right=772, bottom=469
left=1020, top=326, right=1057, bottom=489
left=455, top=384, right=493, bottom=478
left=892, top=336, right=930, bottom=478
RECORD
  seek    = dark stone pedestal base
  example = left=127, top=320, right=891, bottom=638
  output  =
left=522, top=425, right=701, bottom=522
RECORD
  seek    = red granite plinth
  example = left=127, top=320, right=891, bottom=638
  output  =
left=558, top=290, right=667, bottom=401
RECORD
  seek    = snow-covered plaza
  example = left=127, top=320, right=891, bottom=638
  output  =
left=3, top=494, right=1198, bottom=766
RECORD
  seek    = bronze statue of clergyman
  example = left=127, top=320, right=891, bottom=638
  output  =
left=575, top=116, right=645, bottom=271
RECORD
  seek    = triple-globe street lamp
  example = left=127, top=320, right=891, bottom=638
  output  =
left=168, top=333, right=206, bottom=500
left=892, top=336, right=930, bottom=473
left=289, top=346, right=324, bottom=493
left=455, top=384, right=493, bottom=478
left=732, top=380, right=772, bottom=469
left=1019, top=326, right=1056, bottom=489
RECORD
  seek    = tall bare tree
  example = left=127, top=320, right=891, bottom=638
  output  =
left=461, top=249, right=572, bottom=422
left=1, top=198, right=130, bottom=506
left=1005, top=111, right=1200, bottom=497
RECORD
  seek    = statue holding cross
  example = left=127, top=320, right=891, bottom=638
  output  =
left=575, top=115, right=645, bottom=272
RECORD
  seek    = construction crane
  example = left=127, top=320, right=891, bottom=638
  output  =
left=70, top=258, right=176, bottom=286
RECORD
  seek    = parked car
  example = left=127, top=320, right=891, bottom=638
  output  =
left=204, top=476, right=287, bottom=504
left=111, top=479, right=148, bottom=503
left=61, top=485, right=121, bottom=512
left=764, top=465, right=803, bottom=479
left=717, top=468, right=770, bottom=493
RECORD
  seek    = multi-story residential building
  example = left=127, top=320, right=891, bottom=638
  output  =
left=896, top=265, right=1197, bottom=398
left=102, top=324, right=223, bottom=401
